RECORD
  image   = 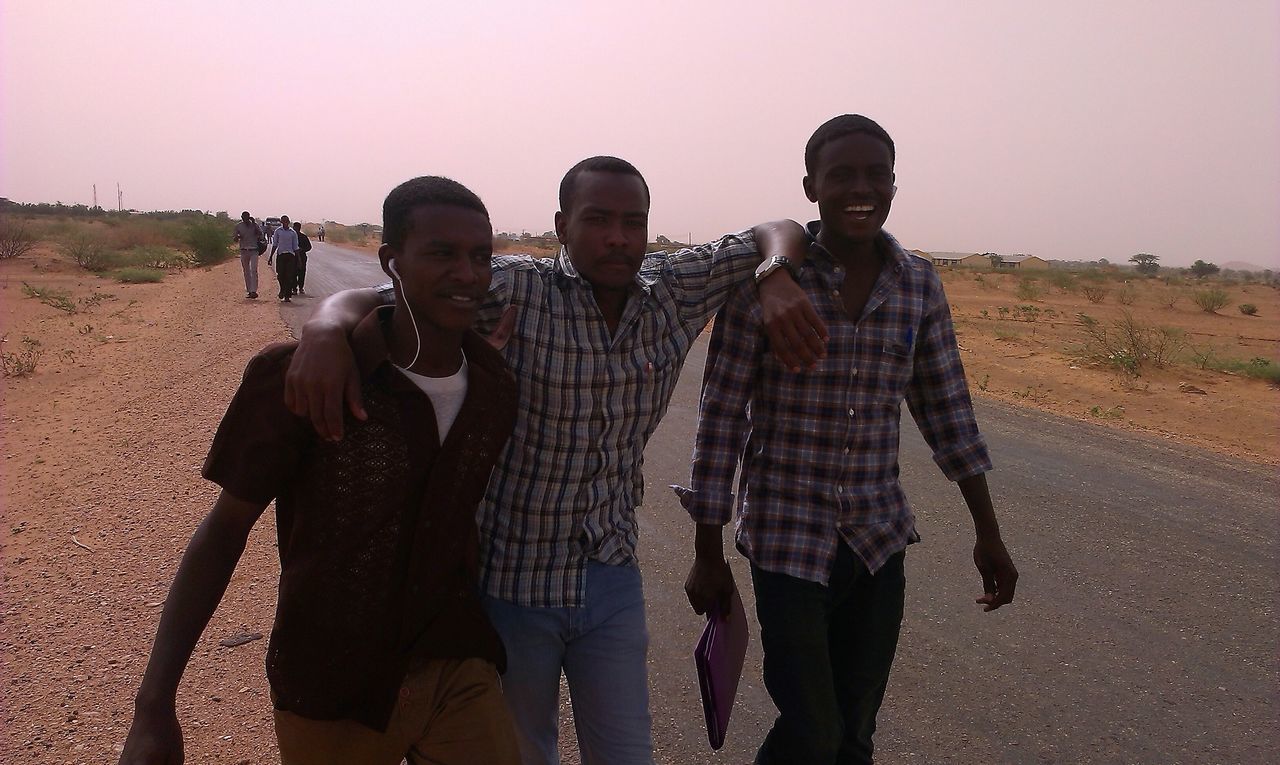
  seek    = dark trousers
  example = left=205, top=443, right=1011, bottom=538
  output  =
left=296, top=252, right=308, bottom=291
left=751, top=546, right=906, bottom=765
left=275, top=252, right=298, bottom=299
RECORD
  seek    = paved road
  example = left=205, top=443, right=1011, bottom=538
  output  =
left=274, top=241, right=388, bottom=336
left=291, top=244, right=1280, bottom=764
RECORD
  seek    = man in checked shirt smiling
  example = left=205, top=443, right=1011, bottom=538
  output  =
left=679, top=115, right=1019, bottom=765
left=283, top=156, right=827, bottom=765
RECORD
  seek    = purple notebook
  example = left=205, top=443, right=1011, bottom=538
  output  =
left=694, top=587, right=750, bottom=750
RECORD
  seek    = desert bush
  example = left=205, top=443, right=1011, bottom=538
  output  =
left=1195, top=354, right=1280, bottom=385
left=0, top=218, right=38, bottom=260
left=1045, top=270, right=1075, bottom=293
left=1014, top=304, right=1041, bottom=322
left=1192, top=288, right=1229, bottom=313
left=1, top=335, right=44, bottom=377
left=183, top=220, right=232, bottom=266
left=1239, top=303, right=1258, bottom=316
left=114, top=267, right=165, bottom=283
left=105, top=221, right=180, bottom=250
left=1186, top=343, right=1218, bottom=370
left=1015, top=279, right=1043, bottom=301
left=21, top=282, right=78, bottom=313
left=1081, top=285, right=1108, bottom=303
left=1156, top=289, right=1181, bottom=309
left=1089, top=404, right=1125, bottom=419
left=60, top=235, right=113, bottom=270
left=1116, top=284, right=1138, bottom=305
left=119, top=245, right=192, bottom=269
left=1075, top=311, right=1185, bottom=376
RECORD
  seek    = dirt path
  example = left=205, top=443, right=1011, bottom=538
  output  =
left=2, top=253, right=292, bottom=763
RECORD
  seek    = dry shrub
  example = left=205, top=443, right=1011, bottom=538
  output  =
left=1193, top=288, right=1229, bottom=313
left=1081, top=285, right=1108, bottom=303
left=1076, top=311, right=1185, bottom=376
left=0, top=218, right=38, bottom=260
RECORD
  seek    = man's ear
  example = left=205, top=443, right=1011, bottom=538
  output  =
left=802, top=175, right=818, bottom=204
left=378, top=243, right=396, bottom=280
left=554, top=211, right=568, bottom=246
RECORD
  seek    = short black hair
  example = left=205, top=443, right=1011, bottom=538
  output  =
left=382, top=176, right=490, bottom=249
left=804, top=115, right=895, bottom=176
left=559, top=156, right=650, bottom=213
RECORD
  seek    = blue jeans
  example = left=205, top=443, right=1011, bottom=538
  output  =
left=483, top=561, right=653, bottom=765
left=751, top=546, right=906, bottom=765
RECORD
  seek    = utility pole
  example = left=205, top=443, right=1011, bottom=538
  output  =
left=117, top=183, right=123, bottom=211
left=93, top=184, right=97, bottom=209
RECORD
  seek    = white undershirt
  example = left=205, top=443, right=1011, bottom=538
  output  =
left=395, top=354, right=469, bottom=442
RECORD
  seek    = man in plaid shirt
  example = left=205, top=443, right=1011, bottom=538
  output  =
left=680, top=115, right=1018, bottom=765
left=284, top=156, right=827, bottom=765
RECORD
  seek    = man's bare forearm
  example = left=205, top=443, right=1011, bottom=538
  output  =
left=751, top=219, right=808, bottom=268
left=694, top=522, right=727, bottom=560
left=958, top=472, right=1001, bottom=540
left=301, top=287, right=383, bottom=339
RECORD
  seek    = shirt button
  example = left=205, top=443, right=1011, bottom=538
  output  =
left=833, top=290, right=841, bottom=298
left=848, top=408, right=855, bottom=417
left=843, top=447, right=851, bottom=455
left=837, top=486, right=845, bottom=494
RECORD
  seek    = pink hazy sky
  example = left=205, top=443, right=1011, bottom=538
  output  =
left=2, top=1, right=1277, bottom=269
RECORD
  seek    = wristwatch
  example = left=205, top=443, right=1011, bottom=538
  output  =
left=754, top=254, right=798, bottom=284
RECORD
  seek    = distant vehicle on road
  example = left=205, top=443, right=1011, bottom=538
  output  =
left=262, top=217, right=283, bottom=240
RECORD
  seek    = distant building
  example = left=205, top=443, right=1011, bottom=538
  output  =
left=908, top=249, right=934, bottom=263
left=926, top=251, right=987, bottom=267
left=994, top=254, right=1049, bottom=270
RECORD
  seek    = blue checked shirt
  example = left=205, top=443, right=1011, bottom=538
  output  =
left=677, top=226, right=991, bottom=584
left=381, top=232, right=760, bottom=606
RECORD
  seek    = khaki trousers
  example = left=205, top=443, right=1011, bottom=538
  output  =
left=273, top=658, right=519, bottom=765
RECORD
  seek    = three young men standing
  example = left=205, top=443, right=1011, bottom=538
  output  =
left=129, top=114, right=1017, bottom=764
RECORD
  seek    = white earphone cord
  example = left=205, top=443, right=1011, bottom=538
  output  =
left=390, top=264, right=422, bottom=369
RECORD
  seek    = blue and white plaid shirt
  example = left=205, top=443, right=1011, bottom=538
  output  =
left=676, top=226, right=991, bottom=584
left=382, top=232, right=760, bottom=606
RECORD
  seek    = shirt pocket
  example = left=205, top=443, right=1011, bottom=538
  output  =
left=876, top=336, right=915, bottom=400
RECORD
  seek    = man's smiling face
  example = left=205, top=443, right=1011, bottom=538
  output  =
left=803, top=132, right=896, bottom=246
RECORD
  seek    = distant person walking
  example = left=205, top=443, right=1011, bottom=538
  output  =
left=232, top=211, right=266, bottom=299
left=292, top=222, right=313, bottom=296
left=317, top=223, right=326, bottom=242
left=269, top=215, right=300, bottom=303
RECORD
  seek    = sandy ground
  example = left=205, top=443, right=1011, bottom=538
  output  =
left=2, top=251, right=292, bottom=763
left=1, top=249, right=1276, bottom=763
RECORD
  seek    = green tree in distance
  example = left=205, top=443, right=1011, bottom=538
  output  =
left=1190, top=260, right=1220, bottom=279
left=1129, top=252, right=1160, bottom=275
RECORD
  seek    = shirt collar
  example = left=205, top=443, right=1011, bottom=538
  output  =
left=351, top=305, right=508, bottom=388
left=803, top=221, right=912, bottom=278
